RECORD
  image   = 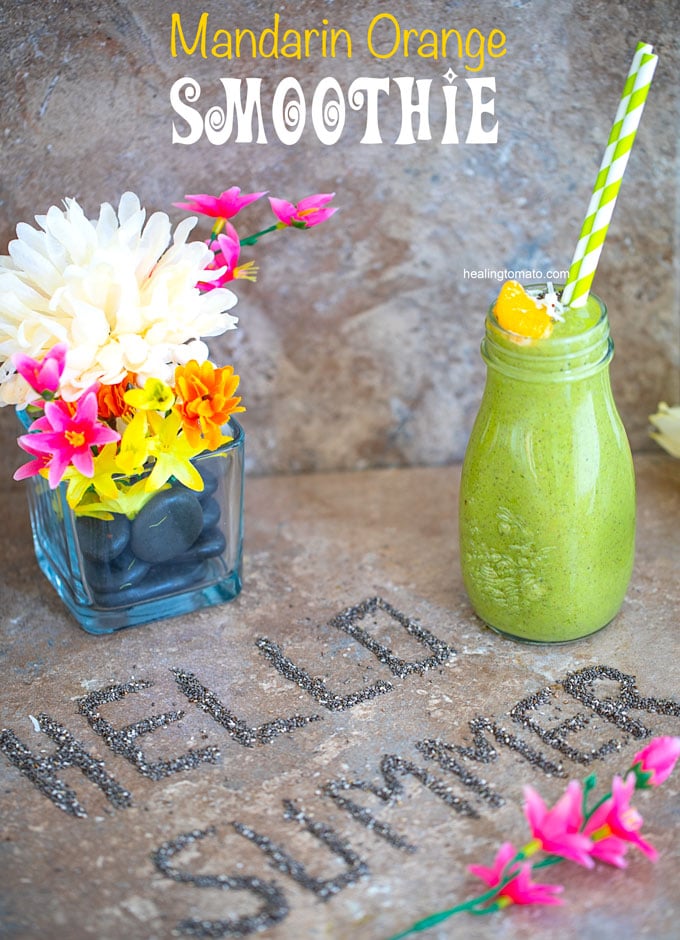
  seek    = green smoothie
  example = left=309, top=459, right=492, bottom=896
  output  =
left=459, top=286, right=635, bottom=642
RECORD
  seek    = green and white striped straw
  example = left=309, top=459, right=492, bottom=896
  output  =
left=561, top=42, right=658, bottom=308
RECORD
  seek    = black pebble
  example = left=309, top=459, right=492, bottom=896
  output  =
left=196, top=465, right=219, bottom=498
left=173, top=526, right=227, bottom=564
left=200, top=497, right=221, bottom=529
left=77, top=514, right=130, bottom=562
left=93, top=560, right=207, bottom=607
left=130, top=489, right=204, bottom=563
left=83, top=548, right=150, bottom=593
left=177, top=465, right=219, bottom=502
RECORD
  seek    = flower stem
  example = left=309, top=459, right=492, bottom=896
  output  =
left=239, top=224, right=283, bottom=246
left=532, top=853, right=567, bottom=870
left=384, top=897, right=490, bottom=939
left=383, top=871, right=535, bottom=940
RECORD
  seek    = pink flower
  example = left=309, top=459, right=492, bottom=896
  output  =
left=199, top=225, right=258, bottom=291
left=523, top=781, right=595, bottom=867
left=17, top=390, right=120, bottom=488
left=469, top=842, right=564, bottom=908
left=584, top=774, right=658, bottom=865
left=12, top=435, right=52, bottom=481
left=269, top=192, right=337, bottom=228
left=13, top=343, right=67, bottom=398
left=629, top=737, right=680, bottom=788
left=174, top=187, right=266, bottom=220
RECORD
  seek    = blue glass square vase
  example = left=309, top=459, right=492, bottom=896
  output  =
left=20, top=416, right=244, bottom=634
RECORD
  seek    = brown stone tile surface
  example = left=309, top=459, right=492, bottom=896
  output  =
left=1, top=452, right=679, bottom=939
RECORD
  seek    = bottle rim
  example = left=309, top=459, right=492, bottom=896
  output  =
left=488, top=283, right=607, bottom=344
left=482, top=284, right=613, bottom=382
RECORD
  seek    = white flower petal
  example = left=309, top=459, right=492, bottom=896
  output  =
left=0, top=372, right=35, bottom=406
left=136, top=213, right=171, bottom=280
left=117, top=191, right=143, bottom=225
left=7, top=238, right=59, bottom=296
left=650, top=403, right=680, bottom=458
left=173, top=216, right=198, bottom=246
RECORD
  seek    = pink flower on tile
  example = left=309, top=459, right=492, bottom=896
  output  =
left=174, top=187, right=266, bottom=220
left=469, top=842, right=563, bottom=907
left=579, top=828, right=630, bottom=868
left=584, top=774, right=658, bottom=865
left=13, top=343, right=67, bottom=398
left=629, top=737, right=680, bottom=788
left=523, top=781, right=595, bottom=867
left=269, top=192, right=337, bottom=228
left=18, top=389, right=120, bottom=488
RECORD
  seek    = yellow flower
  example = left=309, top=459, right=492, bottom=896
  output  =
left=115, top=410, right=150, bottom=476
left=63, top=442, right=122, bottom=510
left=73, top=477, right=160, bottom=519
left=124, top=377, right=175, bottom=412
left=145, top=410, right=204, bottom=492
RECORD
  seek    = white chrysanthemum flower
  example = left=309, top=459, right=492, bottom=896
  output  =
left=0, top=192, right=238, bottom=405
left=650, top=402, right=680, bottom=458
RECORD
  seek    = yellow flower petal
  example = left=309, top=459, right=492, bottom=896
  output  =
left=124, top=377, right=175, bottom=411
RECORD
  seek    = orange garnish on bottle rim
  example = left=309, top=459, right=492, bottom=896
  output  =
left=494, top=281, right=554, bottom=339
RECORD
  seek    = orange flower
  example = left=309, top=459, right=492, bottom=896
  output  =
left=174, top=360, right=245, bottom=450
left=97, top=374, right=136, bottom=421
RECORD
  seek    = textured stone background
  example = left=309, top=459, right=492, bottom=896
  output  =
left=0, top=0, right=678, bottom=473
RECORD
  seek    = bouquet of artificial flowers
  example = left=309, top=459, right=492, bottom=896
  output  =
left=0, top=187, right=336, bottom=519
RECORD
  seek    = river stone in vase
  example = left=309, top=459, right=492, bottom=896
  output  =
left=93, top=560, right=208, bottom=607
left=200, top=496, right=221, bottom=529
left=83, top=548, right=151, bottom=593
left=76, top=514, right=130, bottom=562
left=130, top=488, right=204, bottom=563
left=196, top=466, right=218, bottom=499
left=173, top=527, right=227, bottom=564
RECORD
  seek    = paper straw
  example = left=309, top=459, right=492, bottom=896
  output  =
left=563, top=44, right=651, bottom=274
left=561, top=43, right=658, bottom=308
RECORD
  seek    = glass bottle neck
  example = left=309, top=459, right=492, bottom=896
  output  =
left=482, top=290, right=613, bottom=384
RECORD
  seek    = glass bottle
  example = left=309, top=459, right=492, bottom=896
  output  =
left=459, top=288, right=635, bottom=642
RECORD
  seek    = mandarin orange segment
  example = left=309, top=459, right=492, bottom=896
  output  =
left=494, top=280, right=553, bottom=339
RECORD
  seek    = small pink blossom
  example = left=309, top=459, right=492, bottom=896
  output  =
left=12, top=435, right=52, bottom=481
left=523, top=781, right=595, bottom=867
left=269, top=192, right=337, bottom=228
left=13, top=343, right=67, bottom=398
left=199, top=225, right=258, bottom=291
left=18, top=390, right=120, bottom=488
left=469, top=842, right=563, bottom=907
left=584, top=774, right=658, bottom=865
left=174, top=187, right=266, bottom=220
left=630, top=737, right=680, bottom=787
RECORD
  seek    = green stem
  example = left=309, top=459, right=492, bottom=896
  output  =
left=238, top=223, right=282, bottom=246
left=532, top=853, right=567, bottom=870
left=584, top=791, right=611, bottom=821
left=384, top=890, right=502, bottom=940
left=384, top=848, right=544, bottom=940
left=581, top=773, right=615, bottom=825
left=206, top=223, right=283, bottom=251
